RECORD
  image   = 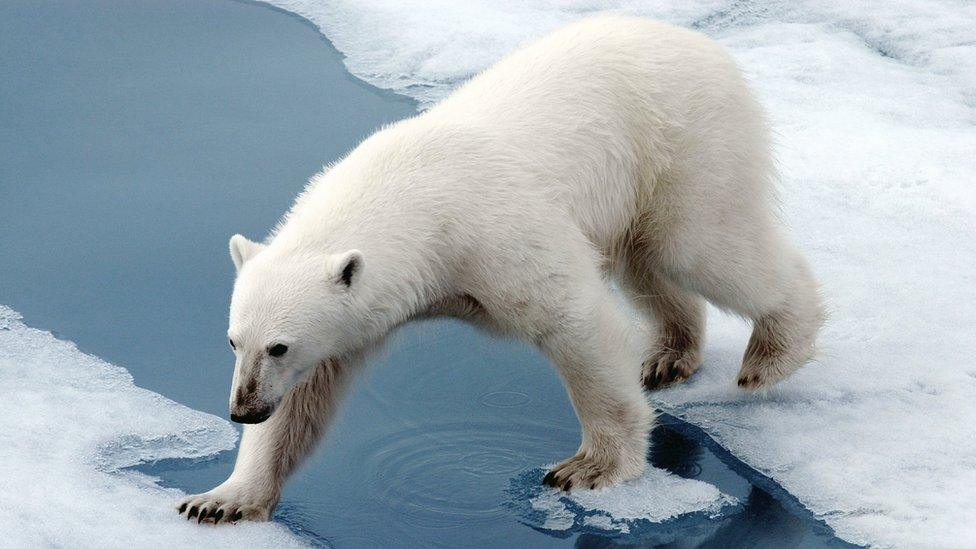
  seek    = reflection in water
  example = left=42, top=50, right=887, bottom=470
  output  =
left=649, top=419, right=703, bottom=479
left=568, top=416, right=856, bottom=548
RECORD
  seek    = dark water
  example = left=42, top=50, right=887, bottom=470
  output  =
left=0, top=1, right=854, bottom=547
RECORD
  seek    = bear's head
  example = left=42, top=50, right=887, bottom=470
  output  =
left=225, top=234, right=364, bottom=424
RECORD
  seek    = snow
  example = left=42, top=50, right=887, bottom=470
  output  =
left=508, top=466, right=736, bottom=537
left=265, top=0, right=721, bottom=107
left=0, top=306, right=303, bottom=547
left=261, top=1, right=976, bottom=546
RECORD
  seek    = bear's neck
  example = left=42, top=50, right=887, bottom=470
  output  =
left=272, top=147, right=459, bottom=328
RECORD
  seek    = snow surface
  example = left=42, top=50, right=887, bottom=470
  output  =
left=262, top=1, right=976, bottom=546
left=0, top=306, right=303, bottom=547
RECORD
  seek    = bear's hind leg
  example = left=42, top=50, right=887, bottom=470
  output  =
left=671, top=229, right=824, bottom=390
left=622, top=266, right=705, bottom=390
left=735, top=258, right=823, bottom=389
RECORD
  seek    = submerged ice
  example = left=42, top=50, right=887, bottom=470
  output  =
left=263, top=0, right=976, bottom=546
left=0, top=307, right=301, bottom=546
left=509, top=467, right=736, bottom=539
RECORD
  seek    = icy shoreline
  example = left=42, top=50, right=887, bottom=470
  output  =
left=0, top=306, right=303, bottom=546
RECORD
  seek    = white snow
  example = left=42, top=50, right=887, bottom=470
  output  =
left=264, top=0, right=722, bottom=107
left=525, top=466, right=736, bottom=534
left=261, top=1, right=976, bottom=546
left=0, top=306, right=303, bottom=547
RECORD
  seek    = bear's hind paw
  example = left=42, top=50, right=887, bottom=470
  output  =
left=642, top=348, right=701, bottom=390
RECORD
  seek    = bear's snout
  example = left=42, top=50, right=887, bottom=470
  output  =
left=230, top=381, right=275, bottom=424
left=230, top=407, right=273, bottom=424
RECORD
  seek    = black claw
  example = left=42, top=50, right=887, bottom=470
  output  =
left=188, top=506, right=199, bottom=519
left=739, top=375, right=759, bottom=387
left=542, top=470, right=557, bottom=487
left=590, top=483, right=597, bottom=490
left=232, top=510, right=243, bottom=522
left=644, top=374, right=660, bottom=390
left=562, top=479, right=573, bottom=492
left=178, top=503, right=187, bottom=514
left=645, top=352, right=696, bottom=391
left=213, top=509, right=224, bottom=524
left=198, top=508, right=208, bottom=523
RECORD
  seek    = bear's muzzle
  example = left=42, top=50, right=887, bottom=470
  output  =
left=230, top=406, right=273, bottom=424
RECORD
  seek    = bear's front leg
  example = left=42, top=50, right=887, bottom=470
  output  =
left=177, top=355, right=361, bottom=523
left=177, top=473, right=276, bottom=523
left=535, top=281, right=655, bottom=490
left=177, top=412, right=293, bottom=523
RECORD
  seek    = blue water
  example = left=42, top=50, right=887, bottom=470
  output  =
left=0, top=1, right=854, bottom=546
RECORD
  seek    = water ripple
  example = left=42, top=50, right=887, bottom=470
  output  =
left=359, top=420, right=574, bottom=530
left=479, top=390, right=531, bottom=408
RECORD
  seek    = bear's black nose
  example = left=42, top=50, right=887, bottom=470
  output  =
left=230, top=408, right=272, bottom=424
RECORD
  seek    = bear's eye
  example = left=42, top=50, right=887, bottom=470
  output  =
left=228, top=338, right=236, bottom=350
left=268, top=343, right=288, bottom=357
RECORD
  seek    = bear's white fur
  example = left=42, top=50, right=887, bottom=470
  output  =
left=178, top=15, right=822, bottom=523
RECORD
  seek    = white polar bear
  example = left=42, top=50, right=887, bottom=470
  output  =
left=178, top=15, right=823, bottom=523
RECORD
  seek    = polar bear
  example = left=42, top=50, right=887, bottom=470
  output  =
left=177, top=15, right=822, bottom=523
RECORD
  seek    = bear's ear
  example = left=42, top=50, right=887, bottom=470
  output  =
left=329, top=249, right=364, bottom=289
left=229, top=234, right=265, bottom=272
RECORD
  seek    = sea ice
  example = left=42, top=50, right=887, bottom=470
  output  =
left=0, top=306, right=302, bottom=547
left=262, top=1, right=976, bottom=546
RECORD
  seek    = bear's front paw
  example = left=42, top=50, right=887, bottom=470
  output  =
left=642, top=347, right=701, bottom=390
left=542, top=450, right=645, bottom=491
left=175, top=483, right=276, bottom=524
